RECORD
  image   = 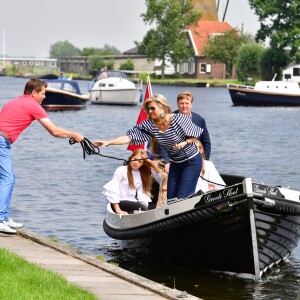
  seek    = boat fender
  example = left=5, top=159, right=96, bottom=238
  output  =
left=256, top=199, right=300, bottom=215
left=96, top=91, right=100, bottom=100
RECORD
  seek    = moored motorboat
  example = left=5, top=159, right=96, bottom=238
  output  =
left=42, top=79, right=89, bottom=111
left=88, top=70, right=143, bottom=106
left=227, top=80, right=300, bottom=106
left=103, top=174, right=300, bottom=280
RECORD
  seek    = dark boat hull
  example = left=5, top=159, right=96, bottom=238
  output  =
left=42, top=79, right=88, bottom=111
left=103, top=178, right=300, bottom=280
left=43, top=91, right=87, bottom=111
left=228, top=88, right=300, bottom=106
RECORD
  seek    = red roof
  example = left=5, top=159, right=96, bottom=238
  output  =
left=186, top=20, right=234, bottom=56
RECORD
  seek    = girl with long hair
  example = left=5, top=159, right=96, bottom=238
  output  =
left=103, top=148, right=166, bottom=215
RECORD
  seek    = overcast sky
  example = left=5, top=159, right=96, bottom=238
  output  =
left=0, top=0, right=260, bottom=58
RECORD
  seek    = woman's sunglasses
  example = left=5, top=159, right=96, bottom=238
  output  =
left=147, top=107, right=156, bottom=112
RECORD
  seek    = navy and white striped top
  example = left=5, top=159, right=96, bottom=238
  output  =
left=127, top=114, right=203, bottom=163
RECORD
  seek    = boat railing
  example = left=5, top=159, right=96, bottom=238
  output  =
left=227, top=83, right=255, bottom=90
left=130, top=77, right=143, bottom=90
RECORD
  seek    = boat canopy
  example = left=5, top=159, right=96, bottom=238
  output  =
left=44, top=79, right=81, bottom=94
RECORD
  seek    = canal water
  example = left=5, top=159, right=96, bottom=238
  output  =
left=1, top=76, right=299, bottom=299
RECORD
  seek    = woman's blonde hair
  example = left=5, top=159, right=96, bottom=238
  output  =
left=127, top=148, right=165, bottom=195
left=142, top=94, right=172, bottom=115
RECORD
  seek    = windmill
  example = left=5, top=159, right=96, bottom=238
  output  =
left=191, top=0, right=230, bottom=22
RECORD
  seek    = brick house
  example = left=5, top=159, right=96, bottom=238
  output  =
left=60, top=20, right=234, bottom=79
left=178, top=20, right=234, bottom=79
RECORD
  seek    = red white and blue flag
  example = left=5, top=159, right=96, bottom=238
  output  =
left=127, top=74, right=152, bottom=152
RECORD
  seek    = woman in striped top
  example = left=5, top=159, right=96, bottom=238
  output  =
left=93, top=94, right=203, bottom=200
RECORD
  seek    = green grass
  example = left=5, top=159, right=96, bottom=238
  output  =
left=0, top=248, right=98, bottom=300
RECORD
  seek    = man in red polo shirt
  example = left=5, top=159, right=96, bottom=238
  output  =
left=0, top=79, right=84, bottom=234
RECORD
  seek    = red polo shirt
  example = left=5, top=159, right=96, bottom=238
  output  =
left=0, top=94, right=48, bottom=143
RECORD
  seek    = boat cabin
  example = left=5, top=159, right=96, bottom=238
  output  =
left=45, top=79, right=82, bottom=95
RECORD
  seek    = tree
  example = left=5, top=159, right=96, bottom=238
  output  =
left=259, top=47, right=289, bottom=80
left=81, top=47, right=101, bottom=56
left=88, top=56, right=115, bottom=72
left=203, top=30, right=252, bottom=77
left=98, top=44, right=121, bottom=56
left=88, top=56, right=105, bottom=71
left=248, top=0, right=300, bottom=62
left=49, top=40, right=81, bottom=66
left=136, top=0, right=201, bottom=78
left=235, top=43, right=264, bottom=82
left=82, top=45, right=121, bottom=57
left=120, top=59, right=134, bottom=71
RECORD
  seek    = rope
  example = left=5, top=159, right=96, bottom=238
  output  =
left=69, top=138, right=148, bottom=165
left=186, top=152, right=227, bottom=187
left=69, top=138, right=225, bottom=187
left=157, top=141, right=226, bottom=187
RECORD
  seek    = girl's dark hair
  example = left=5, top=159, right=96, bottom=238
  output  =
left=127, top=148, right=165, bottom=195
left=24, top=79, right=47, bottom=95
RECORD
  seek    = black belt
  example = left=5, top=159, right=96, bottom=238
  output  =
left=0, top=131, right=12, bottom=143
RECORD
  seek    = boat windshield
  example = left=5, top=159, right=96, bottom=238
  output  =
left=96, top=70, right=128, bottom=81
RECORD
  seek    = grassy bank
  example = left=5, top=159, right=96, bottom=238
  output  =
left=0, top=248, right=97, bottom=300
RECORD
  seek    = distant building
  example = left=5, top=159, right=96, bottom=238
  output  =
left=178, top=20, right=234, bottom=79
left=61, top=11, right=235, bottom=79
left=60, top=56, right=89, bottom=76
left=283, top=64, right=300, bottom=82
left=60, top=52, right=155, bottom=76
left=1, top=57, right=57, bottom=75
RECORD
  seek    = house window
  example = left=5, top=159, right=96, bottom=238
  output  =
left=29, top=61, right=34, bottom=65
left=206, top=64, right=211, bottom=73
left=199, top=63, right=212, bottom=74
left=184, top=62, right=189, bottom=73
left=35, top=61, right=40, bottom=66
left=293, top=68, right=300, bottom=76
left=188, top=59, right=195, bottom=74
left=22, top=61, right=27, bottom=65
left=200, top=63, right=206, bottom=73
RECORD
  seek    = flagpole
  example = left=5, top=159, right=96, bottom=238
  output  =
left=2, top=28, right=5, bottom=70
left=147, top=73, right=152, bottom=96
